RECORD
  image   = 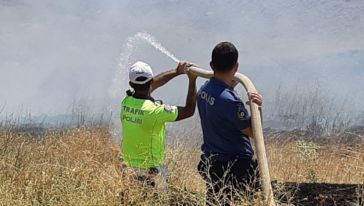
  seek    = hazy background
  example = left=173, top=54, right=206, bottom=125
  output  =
left=1, top=0, right=363, bottom=128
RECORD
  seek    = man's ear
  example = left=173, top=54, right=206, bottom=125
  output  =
left=210, top=61, right=214, bottom=70
left=233, top=62, right=239, bottom=73
left=148, top=79, right=154, bottom=92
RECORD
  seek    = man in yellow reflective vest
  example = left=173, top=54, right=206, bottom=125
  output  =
left=121, top=60, right=197, bottom=189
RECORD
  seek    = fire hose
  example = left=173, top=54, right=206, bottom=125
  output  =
left=187, top=66, right=276, bottom=206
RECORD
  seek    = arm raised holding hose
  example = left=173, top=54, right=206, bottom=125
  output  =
left=229, top=80, right=264, bottom=137
left=175, top=68, right=197, bottom=121
left=149, top=61, right=198, bottom=121
left=150, top=61, right=189, bottom=92
left=242, top=92, right=263, bottom=137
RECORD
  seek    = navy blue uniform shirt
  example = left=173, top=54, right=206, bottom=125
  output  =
left=197, top=78, right=253, bottom=161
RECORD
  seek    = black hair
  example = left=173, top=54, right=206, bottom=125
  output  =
left=127, top=76, right=152, bottom=95
left=211, top=42, right=238, bottom=72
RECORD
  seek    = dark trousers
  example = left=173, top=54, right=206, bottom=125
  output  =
left=197, top=154, right=260, bottom=206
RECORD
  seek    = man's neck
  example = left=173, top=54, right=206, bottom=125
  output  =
left=132, top=91, right=150, bottom=99
left=213, top=73, right=233, bottom=87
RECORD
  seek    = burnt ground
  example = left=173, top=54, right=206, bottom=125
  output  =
left=273, top=182, right=363, bottom=206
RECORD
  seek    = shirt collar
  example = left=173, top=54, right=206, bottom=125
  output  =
left=210, top=77, right=232, bottom=89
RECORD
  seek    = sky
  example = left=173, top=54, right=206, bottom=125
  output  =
left=0, top=0, right=363, bottom=118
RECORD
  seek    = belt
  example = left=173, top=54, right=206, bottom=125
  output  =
left=120, top=164, right=167, bottom=179
left=123, top=165, right=168, bottom=191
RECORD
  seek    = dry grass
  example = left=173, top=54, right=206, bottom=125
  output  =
left=266, top=135, right=364, bottom=184
left=0, top=127, right=119, bottom=205
left=0, top=127, right=363, bottom=205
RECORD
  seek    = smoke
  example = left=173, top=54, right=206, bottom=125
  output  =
left=0, top=0, right=363, bottom=117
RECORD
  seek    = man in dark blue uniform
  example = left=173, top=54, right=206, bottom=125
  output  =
left=197, top=42, right=263, bottom=205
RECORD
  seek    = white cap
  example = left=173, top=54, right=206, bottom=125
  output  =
left=129, top=61, right=154, bottom=85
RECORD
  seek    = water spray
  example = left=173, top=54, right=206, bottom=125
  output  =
left=134, top=32, right=180, bottom=63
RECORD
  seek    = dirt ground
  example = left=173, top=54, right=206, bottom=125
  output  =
left=274, top=182, right=363, bottom=206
